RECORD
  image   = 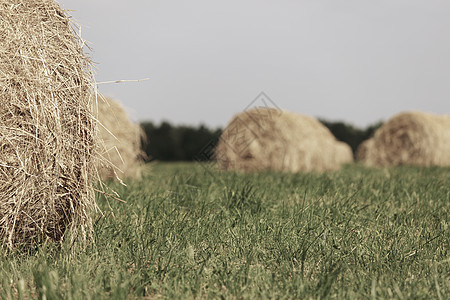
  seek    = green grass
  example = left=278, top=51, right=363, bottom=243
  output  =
left=1, top=162, right=449, bottom=299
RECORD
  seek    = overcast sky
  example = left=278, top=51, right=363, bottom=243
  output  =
left=58, top=0, right=450, bottom=128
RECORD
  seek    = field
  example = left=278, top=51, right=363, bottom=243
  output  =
left=1, top=162, right=448, bottom=299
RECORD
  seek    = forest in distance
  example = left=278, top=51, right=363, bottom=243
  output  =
left=140, top=119, right=382, bottom=162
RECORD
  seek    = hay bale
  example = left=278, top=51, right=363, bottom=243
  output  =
left=0, top=0, right=97, bottom=248
left=97, top=96, right=146, bottom=180
left=335, top=141, right=354, bottom=165
left=215, top=108, right=354, bottom=172
left=355, top=138, right=375, bottom=165
left=357, top=111, right=450, bottom=167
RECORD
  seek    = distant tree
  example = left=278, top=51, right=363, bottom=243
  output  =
left=363, top=121, right=383, bottom=139
left=140, top=121, right=221, bottom=161
left=319, top=119, right=383, bottom=156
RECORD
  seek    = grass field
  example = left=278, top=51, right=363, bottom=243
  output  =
left=1, top=162, right=448, bottom=299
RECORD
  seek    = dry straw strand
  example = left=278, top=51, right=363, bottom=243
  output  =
left=0, top=0, right=99, bottom=248
left=356, top=111, right=450, bottom=167
left=215, top=108, right=353, bottom=173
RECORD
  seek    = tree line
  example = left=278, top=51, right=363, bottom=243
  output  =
left=140, top=119, right=382, bottom=162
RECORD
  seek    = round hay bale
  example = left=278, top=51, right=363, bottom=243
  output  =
left=215, top=108, right=354, bottom=173
left=357, top=111, right=450, bottom=167
left=97, top=96, right=146, bottom=180
left=355, top=138, right=376, bottom=165
left=0, top=0, right=97, bottom=248
left=335, top=141, right=354, bottom=165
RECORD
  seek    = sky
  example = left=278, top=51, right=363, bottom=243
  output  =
left=58, top=0, right=450, bottom=128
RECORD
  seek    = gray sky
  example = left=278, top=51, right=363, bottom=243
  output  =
left=58, top=0, right=450, bottom=128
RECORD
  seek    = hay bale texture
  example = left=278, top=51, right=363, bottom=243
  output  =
left=356, top=111, right=450, bottom=167
left=0, top=0, right=97, bottom=247
left=215, top=108, right=353, bottom=173
left=97, top=96, right=146, bottom=180
left=355, top=138, right=375, bottom=164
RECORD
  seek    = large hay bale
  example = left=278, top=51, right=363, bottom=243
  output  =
left=356, top=111, right=450, bottom=167
left=97, top=96, right=146, bottom=180
left=215, top=108, right=353, bottom=173
left=0, top=0, right=97, bottom=248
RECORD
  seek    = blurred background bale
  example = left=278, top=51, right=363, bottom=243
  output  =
left=355, top=138, right=376, bottom=165
left=96, top=96, right=146, bottom=181
left=215, top=108, right=353, bottom=173
left=356, top=111, right=450, bottom=167
left=0, top=0, right=98, bottom=248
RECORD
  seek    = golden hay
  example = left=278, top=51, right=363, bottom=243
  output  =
left=355, top=138, right=375, bottom=165
left=335, top=141, right=355, bottom=165
left=0, top=0, right=98, bottom=248
left=357, top=111, right=450, bottom=167
left=97, top=96, right=146, bottom=180
left=215, top=108, right=353, bottom=173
